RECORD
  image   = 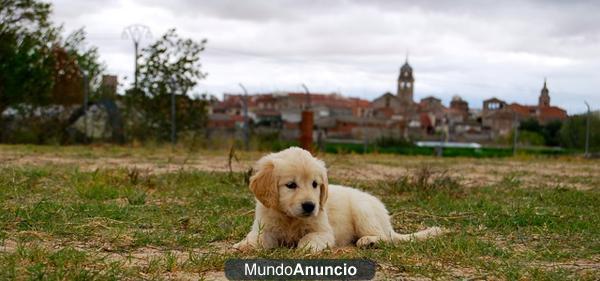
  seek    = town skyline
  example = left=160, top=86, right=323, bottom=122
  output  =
left=207, top=60, right=567, bottom=143
left=50, top=0, right=600, bottom=114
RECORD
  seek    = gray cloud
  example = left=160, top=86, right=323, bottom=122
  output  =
left=49, top=0, right=600, bottom=114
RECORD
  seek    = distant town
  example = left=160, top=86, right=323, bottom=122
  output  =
left=205, top=59, right=567, bottom=143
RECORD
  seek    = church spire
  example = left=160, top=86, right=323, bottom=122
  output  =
left=539, top=78, right=550, bottom=107
left=543, top=77, right=547, bottom=90
left=398, top=55, right=414, bottom=103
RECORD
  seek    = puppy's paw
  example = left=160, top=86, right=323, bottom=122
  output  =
left=298, top=239, right=328, bottom=253
left=232, top=240, right=254, bottom=252
left=356, top=235, right=380, bottom=248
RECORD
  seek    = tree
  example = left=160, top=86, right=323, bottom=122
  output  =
left=0, top=0, right=105, bottom=143
left=560, top=114, right=600, bottom=152
left=51, top=28, right=105, bottom=105
left=138, top=29, right=207, bottom=98
left=1, top=1, right=104, bottom=110
left=520, top=118, right=542, bottom=133
left=542, top=120, right=562, bottom=146
left=125, top=28, right=208, bottom=142
left=63, top=28, right=104, bottom=91
left=518, top=118, right=563, bottom=147
left=0, top=0, right=58, bottom=113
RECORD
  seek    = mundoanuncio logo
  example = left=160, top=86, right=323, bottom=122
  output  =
left=225, top=259, right=376, bottom=280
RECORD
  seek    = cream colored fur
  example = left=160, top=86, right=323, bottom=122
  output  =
left=233, top=147, right=444, bottom=252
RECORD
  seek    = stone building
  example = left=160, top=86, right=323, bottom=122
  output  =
left=508, top=80, right=567, bottom=125
left=482, top=80, right=568, bottom=137
left=449, top=95, right=469, bottom=122
left=371, top=59, right=452, bottom=138
left=397, top=60, right=415, bottom=105
left=481, top=97, right=514, bottom=138
left=209, top=91, right=371, bottom=139
left=371, top=59, right=419, bottom=120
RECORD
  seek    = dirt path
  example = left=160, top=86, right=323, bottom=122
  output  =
left=1, top=149, right=598, bottom=190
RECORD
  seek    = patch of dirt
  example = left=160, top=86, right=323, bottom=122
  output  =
left=160, top=271, right=205, bottom=281
left=0, top=235, right=236, bottom=279
left=532, top=257, right=600, bottom=271
left=199, top=271, right=227, bottom=281
left=1, top=151, right=599, bottom=190
left=0, top=239, right=17, bottom=253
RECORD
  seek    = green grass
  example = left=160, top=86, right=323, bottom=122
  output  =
left=0, top=158, right=598, bottom=280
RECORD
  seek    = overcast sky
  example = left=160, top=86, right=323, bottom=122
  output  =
left=50, top=0, right=599, bottom=114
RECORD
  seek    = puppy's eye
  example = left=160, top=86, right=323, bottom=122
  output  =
left=285, top=182, right=297, bottom=189
left=312, top=181, right=318, bottom=188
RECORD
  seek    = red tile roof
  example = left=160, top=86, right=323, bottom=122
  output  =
left=507, top=103, right=536, bottom=117
left=539, top=106, right=567, bottom=120
left=506, top=103, right=567, bottom=122
left=216, top=92, right=371, bottom=112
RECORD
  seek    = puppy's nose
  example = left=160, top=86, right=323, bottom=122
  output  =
left=301, top=202, right=315, bottom=213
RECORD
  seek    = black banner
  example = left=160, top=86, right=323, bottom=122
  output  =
left=225, top=259, right=376, bottom=280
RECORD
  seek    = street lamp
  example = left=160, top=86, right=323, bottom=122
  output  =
left=122, top=25, right=151, bottom=91
left=238, top=83, right=250, bottom=151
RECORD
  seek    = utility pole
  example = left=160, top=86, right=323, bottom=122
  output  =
left=302, top=84, right=311, bottom=110
left=436, top=118, right=444, bottom=157
left=439, top=115, right=450, bottom=157
left=239, top=83, right=250, bottom=151
left=584, top=101, right=591, bottom=158
left=122, top=24, right=151, bottom=91
left=170, top=79, right=177, bottom=147
left=513, top=112, right=519, bottom=156
left=83, top=72, right=89, bottom=142
left=76, top=63, right=89, bottom=143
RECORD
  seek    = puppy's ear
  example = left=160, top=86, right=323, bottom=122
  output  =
left=319, top=165, right=329, bottom=210
left=249, top=159, right=278, bottom=209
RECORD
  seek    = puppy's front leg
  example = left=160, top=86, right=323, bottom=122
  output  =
left=232, top=231, right=257, bottom=251
left=233, top=220, right=278, bottom=252
left=233, top=230, right=278, bottom=251
left=298, top=231, right=335, bottom=253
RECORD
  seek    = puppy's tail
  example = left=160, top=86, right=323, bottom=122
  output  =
left=391, top=226, right=445, bottom=242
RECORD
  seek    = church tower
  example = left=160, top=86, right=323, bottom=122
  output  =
left=539, top=78, right=550, bottom=107
left=397, top=57, right=415, bottom=104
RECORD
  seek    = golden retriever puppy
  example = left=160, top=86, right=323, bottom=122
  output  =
left=233, top=147, right=443, bottom=252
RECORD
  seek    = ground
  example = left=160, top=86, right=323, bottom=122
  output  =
left=0, top=144, right=598, bottom=280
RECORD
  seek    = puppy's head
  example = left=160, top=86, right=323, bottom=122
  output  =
left=249, top=147, right=328, bottom=218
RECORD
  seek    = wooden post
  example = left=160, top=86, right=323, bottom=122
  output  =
left=300, top=110, right=314, bottom=152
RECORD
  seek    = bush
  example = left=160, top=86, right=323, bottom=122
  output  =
left=560, top=114, right=600, bottom=151
left=518, top=131, right=546, bottom=146
left=1, top=115, right=65, bottom=144
left=374, top=136, right=413, bottom=148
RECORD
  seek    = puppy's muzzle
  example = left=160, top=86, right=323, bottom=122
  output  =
left=301, top=201, right=315, bottom=215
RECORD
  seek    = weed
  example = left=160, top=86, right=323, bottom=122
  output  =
left=126, top=189, right=147, bottom=205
